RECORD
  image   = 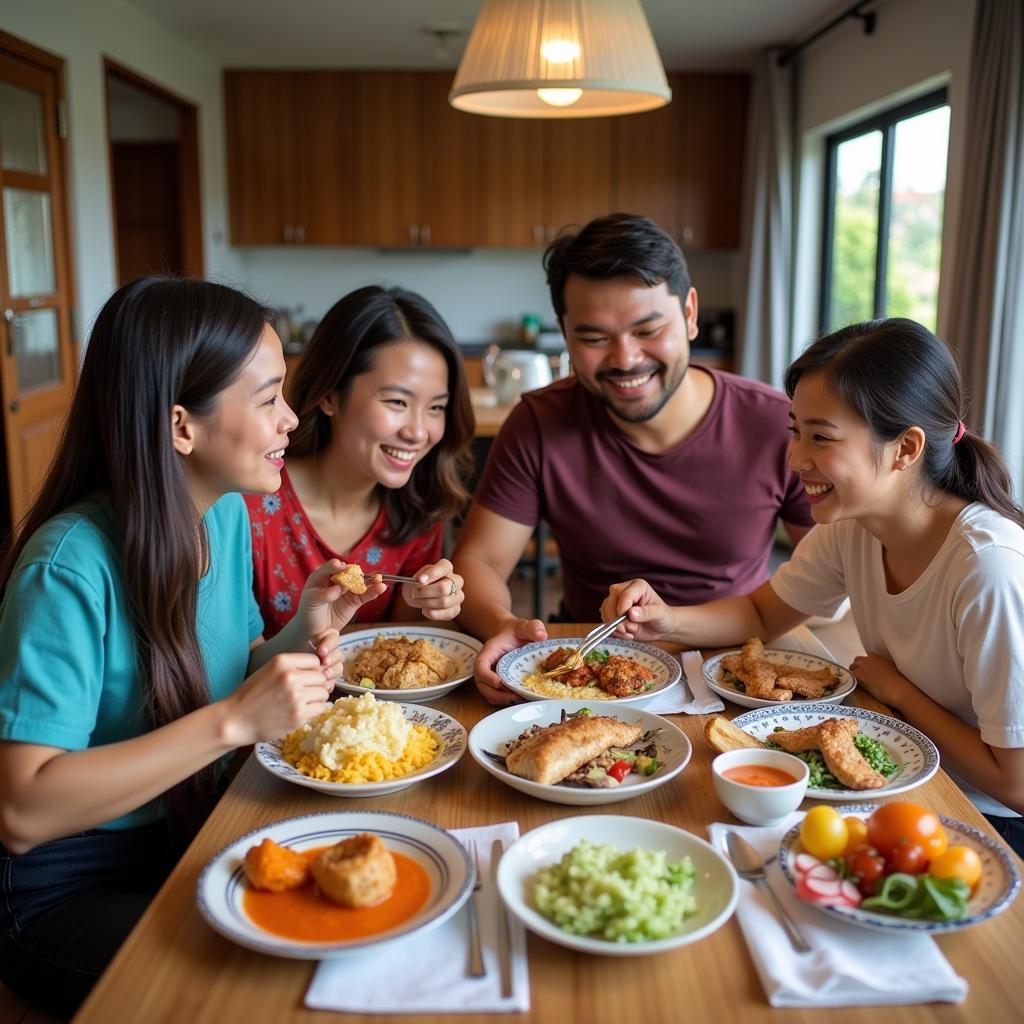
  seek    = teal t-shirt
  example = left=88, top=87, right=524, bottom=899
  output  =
left=0, top=492, right=264, bottom=829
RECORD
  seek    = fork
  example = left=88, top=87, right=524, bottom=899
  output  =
left=466, top=842, right=486, bottom=977
left=541, top=613, right=629, bottom=678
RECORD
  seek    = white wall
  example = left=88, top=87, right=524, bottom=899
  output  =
left=0, top=0, right=240, bottom=339
left=791, top=0, right=976, bottom=349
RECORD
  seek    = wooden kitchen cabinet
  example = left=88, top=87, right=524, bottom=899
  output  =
left=225, top=70, right=355, bottom=244
left=546, top=117, right=614, bottom=237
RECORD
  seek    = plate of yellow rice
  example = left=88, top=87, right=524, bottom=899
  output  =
left=255, top=692, right=467, bottom=796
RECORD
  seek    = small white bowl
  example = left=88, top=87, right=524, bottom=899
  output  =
left=711, top=749, right=809, bottom=825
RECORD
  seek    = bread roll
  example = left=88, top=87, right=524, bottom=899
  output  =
left=312, top=833, right=396, bottom=907
left=704, top=716, right=763, bottom=754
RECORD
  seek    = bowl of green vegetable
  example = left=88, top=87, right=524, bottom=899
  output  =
left=496, top=816, right=738, bottom=955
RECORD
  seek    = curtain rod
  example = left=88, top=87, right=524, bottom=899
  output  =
left=776, top=1, right=877, bottom=67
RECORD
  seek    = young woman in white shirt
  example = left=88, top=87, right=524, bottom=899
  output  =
left=602, top=318, right=1024, bottom=853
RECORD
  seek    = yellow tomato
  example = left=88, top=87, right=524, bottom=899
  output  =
left=924, top=827, right=949, bottom=861
left=929, top=845, right=983, bottom=888
left=800, top=806, right=850, bottom=860
left=843, top=815, right=869, bottom=855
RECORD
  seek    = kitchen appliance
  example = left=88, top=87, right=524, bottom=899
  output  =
left=482, top=345, right=553, bottom=404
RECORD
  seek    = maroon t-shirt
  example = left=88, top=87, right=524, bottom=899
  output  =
left=475, top=368, right=813, bottom=620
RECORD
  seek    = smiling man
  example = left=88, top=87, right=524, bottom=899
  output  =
left=453, top=213, right=814, bottom=703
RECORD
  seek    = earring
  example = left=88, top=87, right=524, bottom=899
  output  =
left=182, top=445, right=192, bottom=455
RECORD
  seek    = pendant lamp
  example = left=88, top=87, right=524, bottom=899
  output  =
left=450, top=0, right=671, bottom=118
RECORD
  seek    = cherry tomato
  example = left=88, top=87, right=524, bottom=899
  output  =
left=847, top=844, right=887, bottom=896
left=867, top=802, right=944, bottom=859
left=924, top=827, right=949, bottom=861
left=929, top=845, right=983, bottom=888
left=887, top=839, right=928, bottom=875
left=843, top=816, right=869, bottom=855
left=607, top=760, right=632, bottom=783
left=800, top=806, right=850, bottom=860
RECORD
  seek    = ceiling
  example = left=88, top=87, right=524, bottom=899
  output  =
left=123, top=0, right=853, bottom=71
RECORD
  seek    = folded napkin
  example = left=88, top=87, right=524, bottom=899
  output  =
left=707, top=817, right=968, bottom=1007
left=305, top=822, right=530, bottom=1014
left=644, top=650, right=726, bottom=715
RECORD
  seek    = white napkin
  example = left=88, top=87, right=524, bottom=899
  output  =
left=707, top=817, right=968, bottom=1007
left=644, top=650, right=726, bottom=715
left=305, top=822, right=530, bottom=1014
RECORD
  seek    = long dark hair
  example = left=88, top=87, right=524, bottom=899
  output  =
left=0, top=277, right=272, bottom=832
left=785, top=318, right=1024, bottom=528
left=287, top=285, right=473, bottom=542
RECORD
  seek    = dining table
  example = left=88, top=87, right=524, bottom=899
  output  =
left=73, top=624, right=1024, bottom=1024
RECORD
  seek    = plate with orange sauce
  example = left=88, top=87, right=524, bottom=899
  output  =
left=197, top=811, right=473, bottom=958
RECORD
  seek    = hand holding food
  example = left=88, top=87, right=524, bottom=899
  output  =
left=400, top=558, right=464, bottom=622
left=298, top=560, right=388, bottom=639
left=600, top=579, right=678, bottom=643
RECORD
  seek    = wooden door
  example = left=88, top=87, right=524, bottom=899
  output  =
left=477, top=117, right=547, bottom=247
left=224, top=71, right=297, bottom=244
left=677, top=73, right=750, bottom=249
left=546, top=118, right=613, bottom=240
left=417, top=72, right=479, bottom=247
left=0, top=43, right=77, bottom=530
left=294, top=71, right=355, bottom=244
left=352, top=72, right=419, bottom=246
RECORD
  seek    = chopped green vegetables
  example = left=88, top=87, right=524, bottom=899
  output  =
left=584, top=648, right=611, bottom=665
left=860, top=872, right=970, bottom=921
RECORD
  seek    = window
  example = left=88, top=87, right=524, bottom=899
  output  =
left=820, top=89, right=950, bottom=333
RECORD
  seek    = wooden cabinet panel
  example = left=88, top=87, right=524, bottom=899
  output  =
left=225, top=72, right=296, bottom=244
left=477, top=117, right=547, bottom=247
left=545, top=118, right=614, bottom=238
left=352, top=72, right=420, bottom=246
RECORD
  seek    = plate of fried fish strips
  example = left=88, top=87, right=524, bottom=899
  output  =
left=702, top=639, right=856, bottom=709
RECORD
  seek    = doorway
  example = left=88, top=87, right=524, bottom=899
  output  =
left=104, top=61, right=202, bottom=283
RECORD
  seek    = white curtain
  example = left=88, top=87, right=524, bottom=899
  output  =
left=737, top=51, right=795, bottom=388
left=947, top=0, right=1024, bottom=492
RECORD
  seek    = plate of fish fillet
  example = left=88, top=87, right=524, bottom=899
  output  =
left=730, top=706, right=940, bottom=800
left=468, top=701, right=691, bottom=805
left=702, top=640, right=856, bottom=709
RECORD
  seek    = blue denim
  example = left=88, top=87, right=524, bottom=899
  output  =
left=983, top=813, right=1024, bottom=859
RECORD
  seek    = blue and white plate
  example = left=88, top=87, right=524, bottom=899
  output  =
left=335, top=626, right=482, bottom=703
left=255, top=702, right=467, bottom=797
left=779, top=804, right=1020, bottom=934
left=496, top=637, right=680, bottom=706
left=197, top=811, right=473, bottom=958
left=731, top=705, right=939, bottom=800
left=702, top=648, right=856, bottom=709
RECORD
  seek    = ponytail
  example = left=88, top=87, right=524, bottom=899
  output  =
left=944, top=431, right=1024, bottom=529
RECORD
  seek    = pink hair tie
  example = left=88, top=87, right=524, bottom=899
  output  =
left=953, top=420, right=966, bottom=444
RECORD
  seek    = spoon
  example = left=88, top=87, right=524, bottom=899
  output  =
left=725, top=831, right=811, bottom=953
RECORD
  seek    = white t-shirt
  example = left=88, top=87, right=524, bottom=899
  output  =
left=771, top=503, right=1024, bottom=816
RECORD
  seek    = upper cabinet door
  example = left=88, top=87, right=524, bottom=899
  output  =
left=477, top=117, right=547, bottom=247
left=417, top=73, right=479, bottom=247
left=225, top=71, right=296, bottom=244
left=545, top=118, right=614, bottom=241
left=352, top=72, right=420, bottom=246
left=294, top=72, right=355, bottom=245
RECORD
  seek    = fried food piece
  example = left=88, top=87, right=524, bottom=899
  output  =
left=775, top=674, right=827, bottom=699
left=816, top=718, right=887, bottom=790
left=768, top=686, right=794, bottom=701
left=540, top=647, right=574, bottom=672
left=739, top=639, right=780, bottom=699
left=505, top=715, right=643, bottom=784
left=382, top=659, right=441, bottom=690
left=347, top=635, right=456, bottom=689
left=409, top=638, right=456, bottom=679
left=704, top=716, right=763, bottom=754
left=597, top=655, right=654, bottom=697
left=330, top=563, right=367, bottom=595
left=721, top=654, right=744, bottom=675
left=563, top=663, right=598, bottom=688
left=312, top=833, right=397, bottom=907
left=243, top=838, right=310, bottom=892
left=764, top=723, right=826, bottom=753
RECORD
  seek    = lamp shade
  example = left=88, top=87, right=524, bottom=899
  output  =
left=450, top=0, right=671, bottom=118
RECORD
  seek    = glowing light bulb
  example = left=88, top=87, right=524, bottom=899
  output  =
left=537, top=88, right=583, bottom=108
left=540, top=39, right=580, bottom=64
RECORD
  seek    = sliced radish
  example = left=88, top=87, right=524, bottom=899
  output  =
left=806, top=863, right=840, bottom=883
left=795, top=853, right=820, bottom=875
left=840, top=880, right=862, bottom=905
left=805, top=876, right=843, bottom=899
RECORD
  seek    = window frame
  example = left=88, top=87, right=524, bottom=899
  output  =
left=819, top=87, right=949, bottom=334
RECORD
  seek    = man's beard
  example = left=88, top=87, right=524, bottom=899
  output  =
left=592, top=359, right=689, bottom=423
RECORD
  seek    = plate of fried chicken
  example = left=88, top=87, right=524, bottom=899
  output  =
left=702, top=639, right=856, bottom=709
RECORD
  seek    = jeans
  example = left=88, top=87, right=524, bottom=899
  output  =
left=983, top=813, right=1024, bottom=859
left=0, top=822, right=188, bottom=1018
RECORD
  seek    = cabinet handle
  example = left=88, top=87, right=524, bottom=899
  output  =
left=409, top=225, right=419, bottom=244
left=420, top=224, right=431, bottom=244
left=546, top=226, right=556, bottom=242
left=294, top=224, right=305, bottom=243
left=283, top=225, right=295, bottom=243
left=682, top=226, right=694, bottom=244
left=8, top=399, right=19, bottom=413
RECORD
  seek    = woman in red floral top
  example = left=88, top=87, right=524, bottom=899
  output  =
left=246, top=286, right=474, bottom=638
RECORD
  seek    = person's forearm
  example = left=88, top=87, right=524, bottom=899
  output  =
left=661, top=595, right=768, bottom=646
left=453, top=552, right=519, bottom=639
left=0, top=702, right=242, bottom=853
left=248, top=615, right=309, bottom=670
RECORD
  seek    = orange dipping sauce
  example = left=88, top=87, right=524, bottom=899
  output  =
left=723, top=765, right=798, bottom=788
left=243, top=846, right=430, bottom=942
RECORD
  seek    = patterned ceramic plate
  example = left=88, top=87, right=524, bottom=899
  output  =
left=197, top=811, right=472, bottom=958
left=702, top=648, right=856, bottom=709
left=255, top=702, right=467, bottom=797
left=334, top=626, right=482, bottom=703
left=496, top=637, right=680, bottom=706
left=780, top=804, right=1021, bottom=934
left=731, top=705, right=939, bottom=800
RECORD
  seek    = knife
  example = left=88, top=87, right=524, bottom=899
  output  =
left=491, top=838, right=513, bottom=997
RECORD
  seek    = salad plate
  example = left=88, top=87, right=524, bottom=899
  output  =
left=779, top=804, right=1021, bottom=934
left=468, top=701, right=691, bottom=806
left=731, top=705, right=939, bottom=801
left=496, top=637, right=680, bottom=706
left=197, top=811, right=473, bottom=958
left=334, top=626, right=481, bottom=703
left=702, top=648, right=856, bottom=710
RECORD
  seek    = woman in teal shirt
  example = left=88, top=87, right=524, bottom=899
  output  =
left=0, top=278, right=385, bottom=1016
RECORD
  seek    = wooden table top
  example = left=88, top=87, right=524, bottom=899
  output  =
left=471, top=393, right=515, bottom=438
left=74, top=626, right=1024, bottom=1024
